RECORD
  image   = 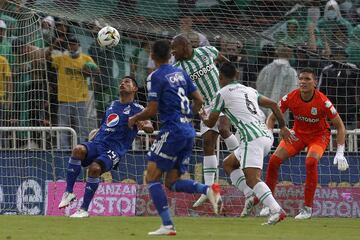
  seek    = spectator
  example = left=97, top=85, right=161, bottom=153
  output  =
left=54, top=19, right=71, bottom=52
left=256, top=45, right=298, bottom=120
left=130, top=40, right=150, bottom=104
left=179, top=16, right=209, bottom=47
left=41, top=16, right=55, bottom=47
left=0, top=20, right=13, bottom=64
left=221, top=39, right=257, bottom=88
left=51, top=36, right=98, bottom=149
left=0, top=55, right=12, bottom=148
left=318, top=47, right=358, bottom=129
left=317, top=0, right=353, bottom=48
left=12, top=38, right=48, bottom=148
left=280, top=19, right=305, bottom=48
left=346, top=24, right=360, bottom=67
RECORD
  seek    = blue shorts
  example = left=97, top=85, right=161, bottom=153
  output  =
left=147, top=130, right=194, bottom=174
left=81, top=142, right=120, bottom=172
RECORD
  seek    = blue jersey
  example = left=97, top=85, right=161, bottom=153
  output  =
left=146, top=64, right=197, bottom=173
left=92, top=100, right=143, bottom=157
left=147, top=64, right=197, bottom=132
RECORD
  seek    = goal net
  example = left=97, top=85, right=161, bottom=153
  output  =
left=0, top=0, right=359, bottom=217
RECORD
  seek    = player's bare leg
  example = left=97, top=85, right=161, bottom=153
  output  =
left=219, top=116, right=239, bottom=152
left=223, top=153, right=255, bottom=217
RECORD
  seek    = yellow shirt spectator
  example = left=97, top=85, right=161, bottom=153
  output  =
left=52, top=53, right=96, bottom=102
left=0, top=55, right=11, bottom=102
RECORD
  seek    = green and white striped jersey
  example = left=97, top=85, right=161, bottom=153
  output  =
left=174, top=46, right=220, bottom=106
left=212, top=83, right=268, bottom=142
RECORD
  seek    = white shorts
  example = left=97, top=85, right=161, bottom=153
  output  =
left=200, top=104, right=225, bottom=136
left=234, top=133, right=273, bottom=169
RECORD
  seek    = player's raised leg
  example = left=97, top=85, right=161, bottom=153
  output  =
left=70, top=161, right=103, bottom=218
left=58, top=145, right=86, bottom=209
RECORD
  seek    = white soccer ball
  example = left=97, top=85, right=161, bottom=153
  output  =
left=97, top=26, right=120, bottom=48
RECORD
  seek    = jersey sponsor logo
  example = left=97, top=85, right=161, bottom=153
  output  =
left=166, top=72, right=186, bottom=87
left=311, top=107, right=317, bottom=115
left=325, top=100, right=332, bottom=108
left=190, top=64, right=216, bottom=81
left=294, top=115, right=319, bottom=123
left=106, top=113, right=120, bottom=127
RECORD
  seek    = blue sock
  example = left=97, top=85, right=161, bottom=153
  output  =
left=65, top=157, right=81, bottom=193
left=171, top=179, right=208, bottom=195
left=81, top=176, right=100, bottom=211
left=148, top=181, right=173, bottom=226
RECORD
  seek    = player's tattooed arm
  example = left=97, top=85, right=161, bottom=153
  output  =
left=258, top=95, right=294, bottom=143
left=200, top=110, right=220, bottom=128
left=190, top=90, right=204, bottom=114
left=128, top=101, right=158, bottom=129
left=137, top=120, right=154, bottom=134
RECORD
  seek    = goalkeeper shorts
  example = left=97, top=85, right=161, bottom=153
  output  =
left=278, top=130, right=330, bottom=158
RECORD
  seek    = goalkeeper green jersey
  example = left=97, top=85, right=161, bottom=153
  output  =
left=174, top=46, right=220, bottom=106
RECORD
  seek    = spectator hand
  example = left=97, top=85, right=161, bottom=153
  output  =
left=334, top=144, right=349, bottom=171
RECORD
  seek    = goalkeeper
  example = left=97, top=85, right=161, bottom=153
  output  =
left=258, top=68, right=349, bottom=219
left=58, top=76, right=153, bottom=218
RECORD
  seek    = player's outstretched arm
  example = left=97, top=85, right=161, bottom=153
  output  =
left=190, top=90, right=204, bottom=114
left=200, top=110, right=220, bottom=128
left=258, top=95, right=294, bottom=143
left=128, top=101, right=158, bottom=129
left=331, top=114, right=349, bottom=171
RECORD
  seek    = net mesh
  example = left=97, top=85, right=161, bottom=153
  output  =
left=0, top=0, right=359, bottom=216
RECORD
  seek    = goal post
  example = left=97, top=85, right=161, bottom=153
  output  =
left=0, top=0, right=359, bottom=217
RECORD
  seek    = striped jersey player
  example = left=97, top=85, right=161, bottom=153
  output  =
left=171, top=35, right=239, bottom=207
left=201, top=62, right=292, bottom=224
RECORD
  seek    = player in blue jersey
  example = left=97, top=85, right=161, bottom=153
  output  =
left=128, top=40, right=223, bottom=236
left=58, top=76, right=153, bottom=218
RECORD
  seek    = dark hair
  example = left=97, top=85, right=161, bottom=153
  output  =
left=67, top=35, right=79, bottom=44
left=121, top=75, right=138, bottom=87
left=299, top=68, right=317, bottom=80
left=152, top=39, right=170, bottom=61
left=220, top=62, right=236, bottom=80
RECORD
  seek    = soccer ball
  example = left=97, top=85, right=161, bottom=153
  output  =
left=97, top=26, right=120, bottom=48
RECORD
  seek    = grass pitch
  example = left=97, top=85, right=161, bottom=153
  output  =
left=0, top=216, right=359, bottom=240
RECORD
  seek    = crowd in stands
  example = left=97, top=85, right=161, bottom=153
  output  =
left=0, top=0, right=359, bottom=149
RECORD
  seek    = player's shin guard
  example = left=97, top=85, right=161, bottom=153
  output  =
left=265, top=155, right=283, bottom=194
left=304, top=157, right=318, bottom=208
left=230, top=169, right=253, bottom=198
left=148, top=181, right=173, bottom=226
left=224, top=134, right=239, bottom=151
left=170, top=179, right=208, bottom=195
left=65, top=157, right=81, bottom=193
left=253, top=182, right=281, bottom=213
left=81, top=176, right=100, bottom=211
left=203, top=155, right=218, bottom=185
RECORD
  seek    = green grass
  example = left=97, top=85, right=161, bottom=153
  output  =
left=0, top=216, right=359, bottom=240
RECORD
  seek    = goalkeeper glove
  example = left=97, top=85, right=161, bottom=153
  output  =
left=333, top=144, right=349, bottom=171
